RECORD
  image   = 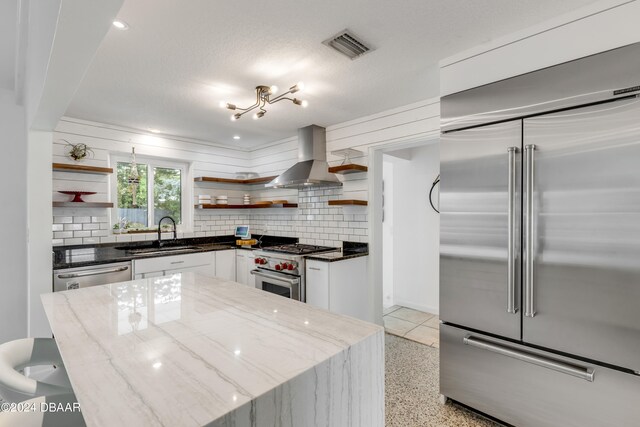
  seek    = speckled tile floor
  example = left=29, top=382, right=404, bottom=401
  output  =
left=385, top=333, right=503, bottom=427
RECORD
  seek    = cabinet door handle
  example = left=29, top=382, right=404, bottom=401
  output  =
left=464, top=335, right=594, bottom=382
left=57, top=266, right=129, bottom=278
left=524, top=144, right=536, bottom=317
left=507, top=146, right=518, bottom=314
left=170, top=261, right=185, bottom=265
left=308, top=267, right=322, bottom=271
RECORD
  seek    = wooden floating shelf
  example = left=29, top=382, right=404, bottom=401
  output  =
left=53, top=202, right=114, bottom=208
left=196, top=203, right=298, bottom=209
left=52, top=163, right=113, bottom=175
left=328, top=164, right=368, bottom=174
left=194, top=176, right=277, bottom=184
left=328, top=200, right=368, bottom=206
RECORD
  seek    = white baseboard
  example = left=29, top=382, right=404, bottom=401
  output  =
left=393, top=299, right=439, bottom=316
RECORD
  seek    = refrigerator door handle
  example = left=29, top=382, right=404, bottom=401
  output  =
left=464, top=336, right=595, bottom=382
left=507, top=147, right=518, bottom=314
left=524, top=144, right=536, bottom=317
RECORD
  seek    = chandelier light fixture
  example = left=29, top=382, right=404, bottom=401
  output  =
left=221, top=82, right=308, bottom=121
left=128, top=146, right=140, bottom=207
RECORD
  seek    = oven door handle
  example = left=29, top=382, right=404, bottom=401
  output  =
left=250, top=269, right=300, bottom=286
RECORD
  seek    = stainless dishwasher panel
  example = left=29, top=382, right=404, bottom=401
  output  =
left=53, top=262, right=132, bottom=292
left=440, top=324, right=640, bottom=427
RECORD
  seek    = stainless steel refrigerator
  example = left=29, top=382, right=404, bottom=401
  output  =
left=439, top=42, right=640, bottom=427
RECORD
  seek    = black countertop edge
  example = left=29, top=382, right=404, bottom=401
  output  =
left=304, top=252, right=369, bottom=262
left=53, top=235, right=298, bottom=270
left=304, top=242, right=369, bottom=263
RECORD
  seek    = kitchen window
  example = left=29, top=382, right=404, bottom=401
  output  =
left=111, top=155, right=192, bottom=231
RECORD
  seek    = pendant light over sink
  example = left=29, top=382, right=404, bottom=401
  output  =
left=221, top=83, right=307, bottom=121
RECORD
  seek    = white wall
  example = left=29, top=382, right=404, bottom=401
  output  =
left=385, top=144, right=440, bottom=314
left=0, top=89, right=28, bottom=343
left=27, top=130, right=53, bottom=338
left=382, top=160, right=394, bottom=307
left=440, top=0, right=640, bottom=95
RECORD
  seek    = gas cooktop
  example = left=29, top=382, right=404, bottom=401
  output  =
left=262, top=243, right=338, bottom=255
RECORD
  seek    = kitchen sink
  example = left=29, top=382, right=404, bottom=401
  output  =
left=122, top=245, right=204, bottom=256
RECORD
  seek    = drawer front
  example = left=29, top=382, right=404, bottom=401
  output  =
left=133, top=252, right=214, bottom=275
left=440, top=324, right=640, bottom=427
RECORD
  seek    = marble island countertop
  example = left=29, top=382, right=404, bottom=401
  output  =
left=41, top=273, right=384, bottom=426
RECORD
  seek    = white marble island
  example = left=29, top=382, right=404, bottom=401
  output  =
left=41, top=273, right=384, bottom=427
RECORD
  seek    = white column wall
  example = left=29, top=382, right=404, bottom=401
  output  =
left=0, top=89, right=28, bottom=343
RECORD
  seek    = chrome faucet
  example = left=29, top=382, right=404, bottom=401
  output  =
left=157, top=216, right=177, bottom=247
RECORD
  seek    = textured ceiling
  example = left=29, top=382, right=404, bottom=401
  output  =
left=0, top=0, right=18, bottom=91
left=66, top=0, right=600, bottom=148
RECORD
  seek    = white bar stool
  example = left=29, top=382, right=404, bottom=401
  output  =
left=0, top=338, right=72, bottom=403
left=0, top=393, right=85, bottom=427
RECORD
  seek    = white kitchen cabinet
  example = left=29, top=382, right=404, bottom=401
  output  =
left=235, top=249, right=256, bottom=287
left=306, top=261, right=330, bottom=309
left=133, top=252, right=216, bottom=279
left=305, top=256, right=371, bottom=322
left=215, top=249, right=236, bottom=281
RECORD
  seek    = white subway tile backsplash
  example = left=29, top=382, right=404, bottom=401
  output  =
left=52, top=184, right=368, bottom=247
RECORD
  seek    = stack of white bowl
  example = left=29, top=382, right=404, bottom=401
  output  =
left=243, top=194, right=251, bottom=205
left=196, top=194, right=212, bottom=205
left=216, top=195, right=228, bottom=205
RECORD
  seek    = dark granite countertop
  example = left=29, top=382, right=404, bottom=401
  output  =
left=53, top=235, right=297, bottom=269
left=304, top=242, right=369, bottom=263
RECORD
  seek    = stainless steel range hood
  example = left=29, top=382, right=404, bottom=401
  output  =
left=266, top=125, right=342, bottom=189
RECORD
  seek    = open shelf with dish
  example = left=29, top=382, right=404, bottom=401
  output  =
left=329, top=149, right=367, bottom=174
left=52, top=163, right=113, bottom=175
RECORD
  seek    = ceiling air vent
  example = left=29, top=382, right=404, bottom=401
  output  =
left=322, top=30, right=373, bottom=60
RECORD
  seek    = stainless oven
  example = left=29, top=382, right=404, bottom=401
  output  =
left=251, top=269, right=302, bottom=301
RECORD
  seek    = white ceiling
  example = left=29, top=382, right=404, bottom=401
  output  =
left=66, top=0, right=600, bottom=148
left=0, top=0, right=18, bottom=92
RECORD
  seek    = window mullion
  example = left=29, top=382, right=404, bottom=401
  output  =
left=148, top=164, right=154, bottom=226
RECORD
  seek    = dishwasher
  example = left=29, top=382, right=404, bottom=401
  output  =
left=53, top=261, right=132, bottom=292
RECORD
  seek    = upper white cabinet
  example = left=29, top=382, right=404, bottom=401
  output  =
left=305, top=256, right=371, bottom=322
left=215, top=249, right=236, bottom=281
left=133, top=252, right=215, bottom=279
left=235, top=249, right=256, bottom=287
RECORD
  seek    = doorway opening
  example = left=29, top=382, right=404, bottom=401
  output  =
left=369, top=137, right=440, bottom=346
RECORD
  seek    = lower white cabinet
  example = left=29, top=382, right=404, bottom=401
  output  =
left=305, top=256, right=371, bottom=322
left=215, top=249, right=236, bottom=281
left=133, top=252, right=216, bottom=279
left=235, top=249, right=256, bottom=287
left=306, top=261, right=330, bottom=309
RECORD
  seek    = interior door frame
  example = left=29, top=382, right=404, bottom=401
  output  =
left=368, top=133, right=440, bottom=325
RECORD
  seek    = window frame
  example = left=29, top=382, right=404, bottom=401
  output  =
left=110, top=154, right=193, bottom=233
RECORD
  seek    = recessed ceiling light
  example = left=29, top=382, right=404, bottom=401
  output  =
left=148, top=128, right=162, bottom=134
left=112, top=20, right=129, bottom=30
left=233, top=135, right=240, bottom=140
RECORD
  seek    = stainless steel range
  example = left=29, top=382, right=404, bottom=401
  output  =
left=251, top=244, right=338, bottom=301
